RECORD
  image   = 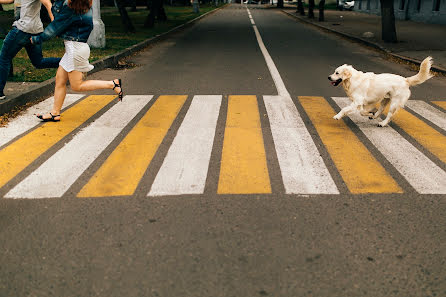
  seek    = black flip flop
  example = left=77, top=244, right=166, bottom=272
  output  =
left=113, top=79, right=123, bottom=101
left=37, top=112, right=60, bottom=122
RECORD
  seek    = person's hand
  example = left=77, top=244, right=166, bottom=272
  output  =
left=30, top=37, right=33, bottom=44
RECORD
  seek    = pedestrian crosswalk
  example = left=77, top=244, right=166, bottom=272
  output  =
left=1, top=94, right=445, bottom=198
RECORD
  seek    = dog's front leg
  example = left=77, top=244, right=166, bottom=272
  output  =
left=333, top=103, right=356, bottom=120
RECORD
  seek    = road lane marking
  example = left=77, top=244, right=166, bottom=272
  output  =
left=406, top=101, right=446, bottom=131
left=0, top=94, right=85, bottom=148
left=149, top=95, right=222, bottom=196
left=247, top=8, right=290, bottom=97
left=300, top=96, right=402, bottom=194
left=77, top=95, right=186, bottom=197
left=6, top=95, right=150, bottom=199
left=0, top=95, right=116, bottom=191
left=218, top=95, right=271, bottom=194
left=3, top=93, right=444, bottom=198
left=432, top=101, right=446, bottom=111
left=391, top=109, right=446, bottom=164
left=264, top=95, right=338, bottom=194
left=334, top=97, right=446, bottom=194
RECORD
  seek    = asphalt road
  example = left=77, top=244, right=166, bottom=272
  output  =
left=1, top=4, right=445, bottom=297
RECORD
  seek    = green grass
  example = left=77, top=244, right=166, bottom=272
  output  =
left=1, top=4, right=223, bottom=82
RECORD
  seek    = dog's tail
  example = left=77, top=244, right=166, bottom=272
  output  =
left=406, top=56, right=434, bottom=87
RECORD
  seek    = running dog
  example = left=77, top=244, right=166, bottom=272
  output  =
left=328, top=57, right=434, bottom=127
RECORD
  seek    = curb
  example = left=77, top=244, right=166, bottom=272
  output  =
left=281, top=9, right=446, bottom=75
left=0, top=4, right=227, bottom=116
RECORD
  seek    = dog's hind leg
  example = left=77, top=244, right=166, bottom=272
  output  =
left=371, top=97, right=390, bottom=119
left=378, top=90, right=411, bottom=127
left=359, top=103, right=377, bottom=117
left=378, top=100, right=402, bottom=127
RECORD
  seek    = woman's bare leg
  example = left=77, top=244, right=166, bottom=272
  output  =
left=37, top=69, right=122, bottom=121
left=52, top=66, right=69, bottom=115
left=37, top=66, right=68, bottom=120
left=68, top=71, right=121, bottom=95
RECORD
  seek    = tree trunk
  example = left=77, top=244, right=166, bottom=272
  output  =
left=116, top=0, right=136, bottom=32
left=297, top=0, right=305, bottom=15
left=404, top=0, right=410, bottom=20
left=318, top=0, right=325, bottom=21
left=277, top=0, right=284, bottom=8
left=380, top=0, right=397, bottom=42
left=145, top=0, right=167, bottom=28
left=158, top=5, right=167, bottom=22
left=308, top=0, right=315, bottom=18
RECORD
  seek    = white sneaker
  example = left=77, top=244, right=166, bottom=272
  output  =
left=0, top=94, right=5, bottom=100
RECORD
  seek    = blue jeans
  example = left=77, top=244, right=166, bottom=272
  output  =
left=0, top=27, right=61, bottom=94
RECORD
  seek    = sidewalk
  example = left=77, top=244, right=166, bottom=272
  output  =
left=282, top=8, right=446, bottom=73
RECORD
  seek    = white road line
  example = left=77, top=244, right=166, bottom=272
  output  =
left=247, top=8, right=290, bottom=98
left=405, top=100, right=446, bottom=131
left=333, top=97, right=446, bottom=194
left=0, top=94, right=84, bottom=148
left=249, top=8, right=338, bottom=193
left=5, top=95, right=152, bottom=199
left=264, top=95, right=339, bottom=194
left=149, top=95, right=222, bottom=196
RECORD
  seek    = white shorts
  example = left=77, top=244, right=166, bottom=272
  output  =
left=59, top=40, right=94, bottom=73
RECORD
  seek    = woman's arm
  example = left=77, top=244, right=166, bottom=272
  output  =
left=31, top=4, right=73, bottom=44
left=0, top=0, right=14, bottom=4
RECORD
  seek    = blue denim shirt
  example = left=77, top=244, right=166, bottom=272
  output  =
left=31, top=0, right=93, bottom=44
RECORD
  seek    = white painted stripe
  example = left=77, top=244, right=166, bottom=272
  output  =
left=406, top=100, right=446, bottom=131
left=149, top=95, right=222, bottom=196
left=333, top=97, right=446, bottom=194
left=264, top=95, right=339, bottom=194
left=247, top=8, right=290, bottom=98
left=5, top=95, right=152, bottom=199
left=0, top=94, right=84, bottom=148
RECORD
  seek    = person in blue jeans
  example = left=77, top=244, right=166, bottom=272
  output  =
left=31, top=0, right=123, bottom=122
left=0, top=0, right=60, bottom=100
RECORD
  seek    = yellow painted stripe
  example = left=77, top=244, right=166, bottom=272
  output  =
left=78, top=95, right=187, bottom=197
left=432, top=101, right=446, bottom=111
left=392, top=108, right=446, bottom=164
left=299, top=96, right=402, bottom=194
left=218, top=95, right=271, bottom=194
left=0, top=95, right=116, bottom=189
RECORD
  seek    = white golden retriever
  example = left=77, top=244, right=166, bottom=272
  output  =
left=328, top=57, right=434, bottom=127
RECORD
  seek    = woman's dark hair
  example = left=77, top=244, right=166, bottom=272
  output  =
left=68, top=0, right=92, bottom=14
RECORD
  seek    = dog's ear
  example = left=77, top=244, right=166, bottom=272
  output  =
left=342, top=67, right=352, bottom=79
